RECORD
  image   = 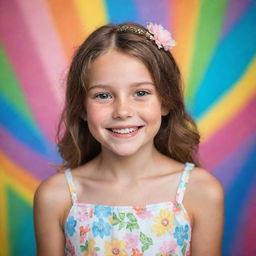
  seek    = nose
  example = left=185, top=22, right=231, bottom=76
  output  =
left=112, top=98, right=133, bottom=119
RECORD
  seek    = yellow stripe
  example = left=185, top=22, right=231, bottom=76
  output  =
left=74, top=0, right=108, bottom=37
left=198, top=59, right=256, bottom=142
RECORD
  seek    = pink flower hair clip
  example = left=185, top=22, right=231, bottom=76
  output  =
left=116, top=22, right=176, bottom=51
left=146, top=22, right=176, bottom=51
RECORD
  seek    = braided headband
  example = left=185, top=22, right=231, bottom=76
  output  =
left=116, top=22, right=176, bottom=51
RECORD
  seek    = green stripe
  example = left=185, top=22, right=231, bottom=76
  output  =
left=185, top=0, right=228, bottom=106
left=6, top=186, right=35, bottom=256
left=0, top=45, right=35, bottom=126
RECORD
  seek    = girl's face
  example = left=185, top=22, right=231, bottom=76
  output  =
left=85, top=49, right=168, bottom=157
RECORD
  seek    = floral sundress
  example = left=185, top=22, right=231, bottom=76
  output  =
left=64, top=162, right=195, bottom=256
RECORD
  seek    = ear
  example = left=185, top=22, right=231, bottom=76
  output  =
left=81, top=112, right=87, bottom=121
left=161, top=105, right=169, bottom=116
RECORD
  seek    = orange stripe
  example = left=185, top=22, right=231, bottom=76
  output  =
left=0, top=152, right=40, bottom=254
left=46, top=0, right=85, bottom=61
left=0, top=151, right=39, bottom=193
left=171, top=0, right=200, bottom=88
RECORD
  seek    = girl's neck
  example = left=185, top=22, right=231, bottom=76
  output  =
left=94, top=145, right=165, bottom=184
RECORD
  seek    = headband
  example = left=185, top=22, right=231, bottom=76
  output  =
left=116, top=22, right=176, bottom=51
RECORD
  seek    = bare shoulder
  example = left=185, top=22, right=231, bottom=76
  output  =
left=34, top=171, right=68, bottom=203
left=33, top=171, right=72, bottom=254
left=187, top=167, right=225, bottom=255
left=33, top=171, right=71, bottom=222
left=188, top=166, right=225, bottom=205
left=184, top=167, right=224, bottom=225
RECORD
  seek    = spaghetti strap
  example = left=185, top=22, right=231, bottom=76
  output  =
left=65, top=169, right=79, bottom=204
left=175, top=162, right=195, bottom=204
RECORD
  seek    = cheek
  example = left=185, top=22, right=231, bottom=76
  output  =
left=142, top=101, right=162, bottom=123
left=86, top=102, right=109, bottom=126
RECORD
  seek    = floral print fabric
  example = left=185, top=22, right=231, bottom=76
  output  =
left=64, top=162, right=195, bottom=256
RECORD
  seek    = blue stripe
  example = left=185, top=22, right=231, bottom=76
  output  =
left=189, top=2, right=256, bottom=119
left=222, top=134, right=256, bottom=255
left=0, top=95, right=60, bottom=162
left=105, top=0, right=139, bottom=23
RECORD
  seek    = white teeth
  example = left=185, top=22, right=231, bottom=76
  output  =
left=111, top=127, right=138, bottom=134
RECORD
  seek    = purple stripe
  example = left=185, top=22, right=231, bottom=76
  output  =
left=0, top=0, right=62, bottom=142
left=135, top=0, right=171, bottom=30
left=0, top=127, right=58, bottom=181
left=222, top=0, right=253, bottom=36
left=210, top=133, right=255, bottom=189
left=199, top=96, right=256, bottom=170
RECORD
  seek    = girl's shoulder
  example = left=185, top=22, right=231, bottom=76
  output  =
left=33, top=170, right=72, bottom=223
left=185, top=167, right=225, bottom=252
left=34, top=171, right=69, bottom=201
left=188, top=166, right=224, bottom=199
left=185, top=166, right=224, bottom=218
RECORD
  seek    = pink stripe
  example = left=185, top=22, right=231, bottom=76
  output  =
left=199, top=96, right=256, bottom=169
left=16, top=0, right=66, bottom=105
left=0, top=0, right=63, bottom=141
left=0, top=127, right=57, bottom=181
left=237, top=186, right=256, bottom=254
left=210, top=133, right=255, bottom=190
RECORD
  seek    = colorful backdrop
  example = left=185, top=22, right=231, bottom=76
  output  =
left=0, top=0, right=255, bottom=255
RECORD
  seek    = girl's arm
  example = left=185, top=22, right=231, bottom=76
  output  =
left=33, top=174, right=68, bottom=256
left=190, top=168, right=225, bottom=255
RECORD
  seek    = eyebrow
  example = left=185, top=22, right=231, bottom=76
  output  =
left=88, top=82, right=155, bottom=91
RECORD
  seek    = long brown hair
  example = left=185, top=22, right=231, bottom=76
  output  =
left=54, top=22, right=201, bottom=170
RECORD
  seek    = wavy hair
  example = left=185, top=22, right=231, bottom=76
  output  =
left=54, top=22, right=202, bottom=170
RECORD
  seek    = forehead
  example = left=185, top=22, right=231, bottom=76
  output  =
left=87, top=49, right=154, bottom=86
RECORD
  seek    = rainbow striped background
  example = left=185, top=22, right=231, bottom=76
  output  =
left=0, top=0, right=255, bottom=255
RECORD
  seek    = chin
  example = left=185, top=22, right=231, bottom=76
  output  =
left=113, top=148, right=140, bottom=157
left=103, top=144, right=143, bottom=157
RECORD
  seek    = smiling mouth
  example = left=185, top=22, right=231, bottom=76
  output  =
left=106, top=126, right=144, bottom=134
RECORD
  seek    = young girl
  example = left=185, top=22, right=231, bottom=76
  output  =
left=34, top=22, right=224, bottom=256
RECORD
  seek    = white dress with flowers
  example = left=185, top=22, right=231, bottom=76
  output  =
left=64, top=162, right=195, bottom=256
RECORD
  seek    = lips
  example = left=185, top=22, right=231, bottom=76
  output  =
left=106, top=126, right=144, bottom=138
left=106, top=125, right=144, bottom=130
